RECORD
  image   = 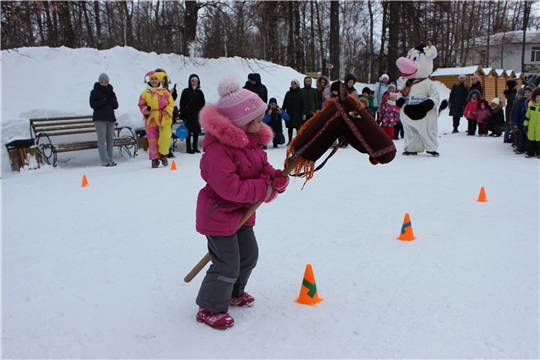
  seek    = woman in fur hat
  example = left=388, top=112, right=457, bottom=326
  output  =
left=194, top=77, right=289, bottom=329
left=282, top=79, right=305, bottom=144
left=138, top=70, right=175, bottom=168
left=448, top=74, right=469, bottom=133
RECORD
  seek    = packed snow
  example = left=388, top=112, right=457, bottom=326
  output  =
left=2, top=46, right=539, bottom=359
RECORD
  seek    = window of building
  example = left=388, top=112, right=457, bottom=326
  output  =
left=531, top=47, right=540, bottom=62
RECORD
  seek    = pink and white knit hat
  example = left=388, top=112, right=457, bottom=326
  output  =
left=217, top=77, right=266, bottom=129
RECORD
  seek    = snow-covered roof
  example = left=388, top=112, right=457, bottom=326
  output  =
left=481, top=67, right=493, bottom=75
left=495, top=69, right=505, bottom=76
left=431, top=65, right=479, bottom=77
left=474, top=31, right=540, bottom=46
left=505, top=70, right=514, bottom=77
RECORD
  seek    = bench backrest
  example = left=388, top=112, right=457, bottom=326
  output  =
left=30, top=115, right=96, bottom=138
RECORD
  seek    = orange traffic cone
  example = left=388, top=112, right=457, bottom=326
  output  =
left=81, top=175, right=89, bottom=187
left=295, top=264, right=323, bottom=306
left=170, top=160, right=177, bottom=171
left=477, top=186, right=487, bottom=202
left=397, top=213, right=416, bottom=241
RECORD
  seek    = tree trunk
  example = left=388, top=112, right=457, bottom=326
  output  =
left=329, top=0, right=340, bottom=80
left=184, top=0, right=200, bottom=56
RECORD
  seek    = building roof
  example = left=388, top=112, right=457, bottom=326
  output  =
left=474, top=31, right=540, bottom=46
left=431, top=65, right=480, bottom=77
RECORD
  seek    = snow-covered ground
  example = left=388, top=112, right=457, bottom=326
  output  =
left=2, top=47, right=539, bottom=359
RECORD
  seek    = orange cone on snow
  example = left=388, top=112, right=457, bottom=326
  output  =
left=477, top=186, right=487, bottom=202
left=397, top=213, right=416, bottom=241
left=295, top=264, right=323, bottom=306
left=170, top=160, right=177, bottom=171
left=81, top=175, right=89, bottom=187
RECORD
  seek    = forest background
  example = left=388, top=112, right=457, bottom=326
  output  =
left=1, top=0, right=539, bottom=82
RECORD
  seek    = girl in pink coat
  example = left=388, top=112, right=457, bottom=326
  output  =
left=195, top=77, right=289, bottom=329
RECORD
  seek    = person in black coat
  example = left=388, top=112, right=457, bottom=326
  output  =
left=180, top=74, right=206, bottom=153
left=243, top=73, right=268, bottom=104
left=503, top=80, right=518, bottom=143
left=89, top=73, right=119, bottom=166
left=282, top=79, right=305, bottom=144
left=448, top=74, right=469, bottom=133
left=468, top=75, right=483, bottom=97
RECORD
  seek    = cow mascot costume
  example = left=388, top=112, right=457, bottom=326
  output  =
left=396, top=43, right=441, bottom=156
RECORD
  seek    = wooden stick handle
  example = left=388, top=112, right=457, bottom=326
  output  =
left=183, top=163, right=295, bottom=283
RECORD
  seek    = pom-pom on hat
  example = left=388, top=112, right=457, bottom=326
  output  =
left=144, top=70, right=170, bottom=83
left=98, top=73, right=109, bottom=83
left=217, top=77, right=267, bottom=129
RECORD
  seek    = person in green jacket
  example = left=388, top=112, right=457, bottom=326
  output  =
left=524, top=86, right=540, bottom=158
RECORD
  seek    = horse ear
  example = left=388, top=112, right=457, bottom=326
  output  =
left=339, top=82, right=348, bottom=102
left=424, top=43, right=437, bottom=59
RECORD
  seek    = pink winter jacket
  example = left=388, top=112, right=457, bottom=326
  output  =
left=196, top=104, right=276, bottom=236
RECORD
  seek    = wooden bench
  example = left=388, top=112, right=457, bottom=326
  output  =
left=29, top=115, right=138, bottom=166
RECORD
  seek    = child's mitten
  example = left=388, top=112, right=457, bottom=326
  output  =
left=272, top=169, right=290, bottom=194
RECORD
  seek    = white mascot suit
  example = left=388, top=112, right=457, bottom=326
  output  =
left=396, top=43, right=440, bottom=156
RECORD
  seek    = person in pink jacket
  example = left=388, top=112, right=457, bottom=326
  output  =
left=194, top=77, right=289, bottom=330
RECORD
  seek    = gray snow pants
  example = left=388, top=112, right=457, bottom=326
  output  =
left=94, top=120, right=115, bottom=165
left=196, top=226, right=259, bottom=313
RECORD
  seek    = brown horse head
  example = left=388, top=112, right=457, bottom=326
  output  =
left=286, top=87, right=396, bottom=182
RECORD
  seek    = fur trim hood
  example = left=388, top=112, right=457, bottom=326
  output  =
left=531, top=86, right=540, bottom=100
left=199, top=104, right=273, bottom=149
left=316, top=75, right=330, bottom=92
left=466, top=89, right=482, bottom=102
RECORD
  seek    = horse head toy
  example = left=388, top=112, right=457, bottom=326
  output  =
left=286, top=81, right=396, bottom=184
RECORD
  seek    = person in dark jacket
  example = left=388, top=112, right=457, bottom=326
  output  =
left=243, top=73, right=268, bottom=104
left=282, top=79, right=305, bottom=144
left=301, top=76, right=319, bottom=122
left=263, top=98, right=290, bottom=148
left=89, top=73, right=119, bottom=167
left=468, top=75, right=483, bottom=97
left=513, top=86, right=533, bottom=154
left=448, top=74, right=469, bottom=133
left=503, top=80, right=517, bottom=143
left=487, top=98, right=504, bottom=137
left=180, top=74, right=206, bottom=153
left=344, top=73, right=359, bottom=98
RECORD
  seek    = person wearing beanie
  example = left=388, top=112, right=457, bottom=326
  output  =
left=138, top=70, right=175, bottom=168
left=301, top=76, right=320, bottom=122
left=487, top=98, right=504, bottom=137
left=448, top=73, right=469, bottom=133
left=469, top=75, right=483, bottom=97
left=89, top=72, right=118, bottom=166
left=503, top=79, right=518, bottom=142
left=262, top=97, right=290, bottom=148
left=179, top=74, right=206, bottom=154
left=475, top=100, right=492, bottom=136
left=523, top=86, right=540, bottom=158
left=282, top=79, right=305, bottom=144
left=374, top=73, right=390, bottom=116
left=194, top=77, right=289, bottom=329
left=243, top=73, right=268, bottom=104
left=344, top=73, right=359, bottom=98
left=379, top=91, right=400, bottom=139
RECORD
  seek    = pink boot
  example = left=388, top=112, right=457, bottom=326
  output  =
left=196, top=308, right=234, bottom=329
left=230, top=292, right=255, bottom=307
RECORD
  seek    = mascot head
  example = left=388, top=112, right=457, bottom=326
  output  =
left=396, top=43, right=437, bottom=80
